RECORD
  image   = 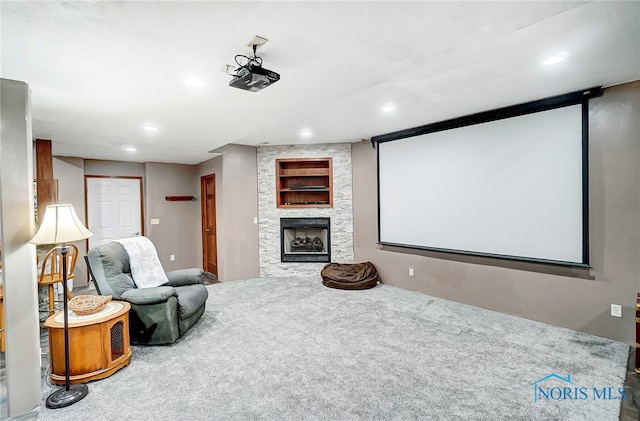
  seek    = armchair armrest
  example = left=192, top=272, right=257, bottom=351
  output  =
left=166, top=268, right=205, bottom=286
left=121, top=286, right=177, bottom=305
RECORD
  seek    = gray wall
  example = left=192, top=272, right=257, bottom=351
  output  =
left=0, top=79, right=41, bottom=418
left=352, top=81, right=640, bottom=344
left=197, top=145, right=260, bottom=282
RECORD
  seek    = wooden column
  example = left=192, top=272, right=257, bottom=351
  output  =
left=35, top=138, right=54, bottom=221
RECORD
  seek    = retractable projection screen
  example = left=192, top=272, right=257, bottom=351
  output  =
left=373, top=88, right=601, bottom=266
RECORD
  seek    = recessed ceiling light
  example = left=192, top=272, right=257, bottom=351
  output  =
left=300, top=129, right=312, bottom=138
left=542, top=54, right=566, bottom=66
left=143, top=125, right=158, bottom=132
left=184, top=76, right=204, bottom=87
left=124, top=147, right=137, bottom=152
left=382, top=103, right=396, bottom=113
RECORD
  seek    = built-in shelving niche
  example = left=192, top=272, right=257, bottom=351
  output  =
left=276, top=158, right=333, bottom=208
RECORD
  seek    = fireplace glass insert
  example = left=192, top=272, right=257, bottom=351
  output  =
left=280, top=218, right=330, bottom=262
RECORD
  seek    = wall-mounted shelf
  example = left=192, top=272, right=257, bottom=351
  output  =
left=165, top=196, right=197, bottom=202
left=276, top=158, right=333, bottom=208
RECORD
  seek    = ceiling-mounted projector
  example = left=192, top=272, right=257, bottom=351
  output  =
left=227, top=35, right=280, bottom=92
left=229, top=64, right=280, bottom=92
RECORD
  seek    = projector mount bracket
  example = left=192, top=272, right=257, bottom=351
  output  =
left=226, top=35, right=269, bottom=76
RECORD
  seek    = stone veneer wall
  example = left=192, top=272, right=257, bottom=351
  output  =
left=257, top=143, right=354, bottom=277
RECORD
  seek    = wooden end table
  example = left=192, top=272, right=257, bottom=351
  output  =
left=45, top=300, right=132, bottom=384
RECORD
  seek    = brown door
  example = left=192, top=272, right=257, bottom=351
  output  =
left=201, top=174, right=218, bottom=276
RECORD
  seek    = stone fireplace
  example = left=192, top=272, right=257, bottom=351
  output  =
left=258, top=143, right=353, bottom=277
left=281, top=218, right=330, bottom=262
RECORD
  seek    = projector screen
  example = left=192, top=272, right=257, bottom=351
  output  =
left=375, top=94, right=592, bottom=266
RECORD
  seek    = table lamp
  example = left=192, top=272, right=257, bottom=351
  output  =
left=30, top=204, right=93, bottom=409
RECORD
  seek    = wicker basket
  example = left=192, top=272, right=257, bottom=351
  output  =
left=69, top=295, right=112, bottom=315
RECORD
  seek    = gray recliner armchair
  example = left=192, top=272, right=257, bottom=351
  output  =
left=85, top=240, right=210, bottom=345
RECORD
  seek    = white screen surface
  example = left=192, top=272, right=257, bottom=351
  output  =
left=378, top=104, right=585, bottom=264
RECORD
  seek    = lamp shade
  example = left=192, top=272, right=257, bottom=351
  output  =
left=30, top=204, right=93, bottom=245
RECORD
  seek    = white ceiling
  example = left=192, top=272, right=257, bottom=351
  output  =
left=2, top=1, right=639, bottom=165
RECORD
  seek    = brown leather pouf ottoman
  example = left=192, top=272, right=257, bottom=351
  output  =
left=320, top=262, right=379, bottom=290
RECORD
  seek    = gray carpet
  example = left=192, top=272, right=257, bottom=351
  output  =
left=38, top=277, right=628, bottom=420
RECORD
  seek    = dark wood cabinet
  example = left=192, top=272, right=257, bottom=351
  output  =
left=276, top=158, right=333, bottom=208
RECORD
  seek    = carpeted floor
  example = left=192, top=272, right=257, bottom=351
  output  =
left=37, top=277, right=629, bottom=420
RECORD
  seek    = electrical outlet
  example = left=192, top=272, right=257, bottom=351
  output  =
left=170, top=254, right=175, bottom=261
left=611, top=304, right=622, bottom=318
left=409, top=267, right=415, bottom=277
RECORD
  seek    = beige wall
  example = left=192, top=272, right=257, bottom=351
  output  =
left=84, top=159, right=144, bottom=177
left=352, top=81, right=640, bottom=344
left=55, top=159, right=203, bottom=275
left=196, top=154, right=223, bottom=277
left=144, top=162, right=200, bottom=271
left=52, top=157, right=88, bottom=286
left=197, top=145, right=260, bottom=282
left=67, top=146, right=260, bottom=284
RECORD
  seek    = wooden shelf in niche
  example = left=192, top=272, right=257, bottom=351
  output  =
left=276, top=158, right=333, bottom=208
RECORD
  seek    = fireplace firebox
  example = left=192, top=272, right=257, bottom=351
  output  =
left=280, top=218, right=330, bottom=263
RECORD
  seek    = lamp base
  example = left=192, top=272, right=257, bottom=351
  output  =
left=45, top=383, right=88, bottom=409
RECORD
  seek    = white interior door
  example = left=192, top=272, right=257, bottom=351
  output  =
left=86, top=177, right=143, bottom=250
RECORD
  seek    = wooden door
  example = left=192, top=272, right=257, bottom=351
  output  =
left=86, top=176, right=144, bottom=250
left=201, top=174, right=218, bottom=276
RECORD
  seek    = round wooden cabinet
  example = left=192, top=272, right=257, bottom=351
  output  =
left=45, top=301, right=132, bottom=384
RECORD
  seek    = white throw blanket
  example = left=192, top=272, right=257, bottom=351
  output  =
left=115, top=236, right=169, bottom=288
